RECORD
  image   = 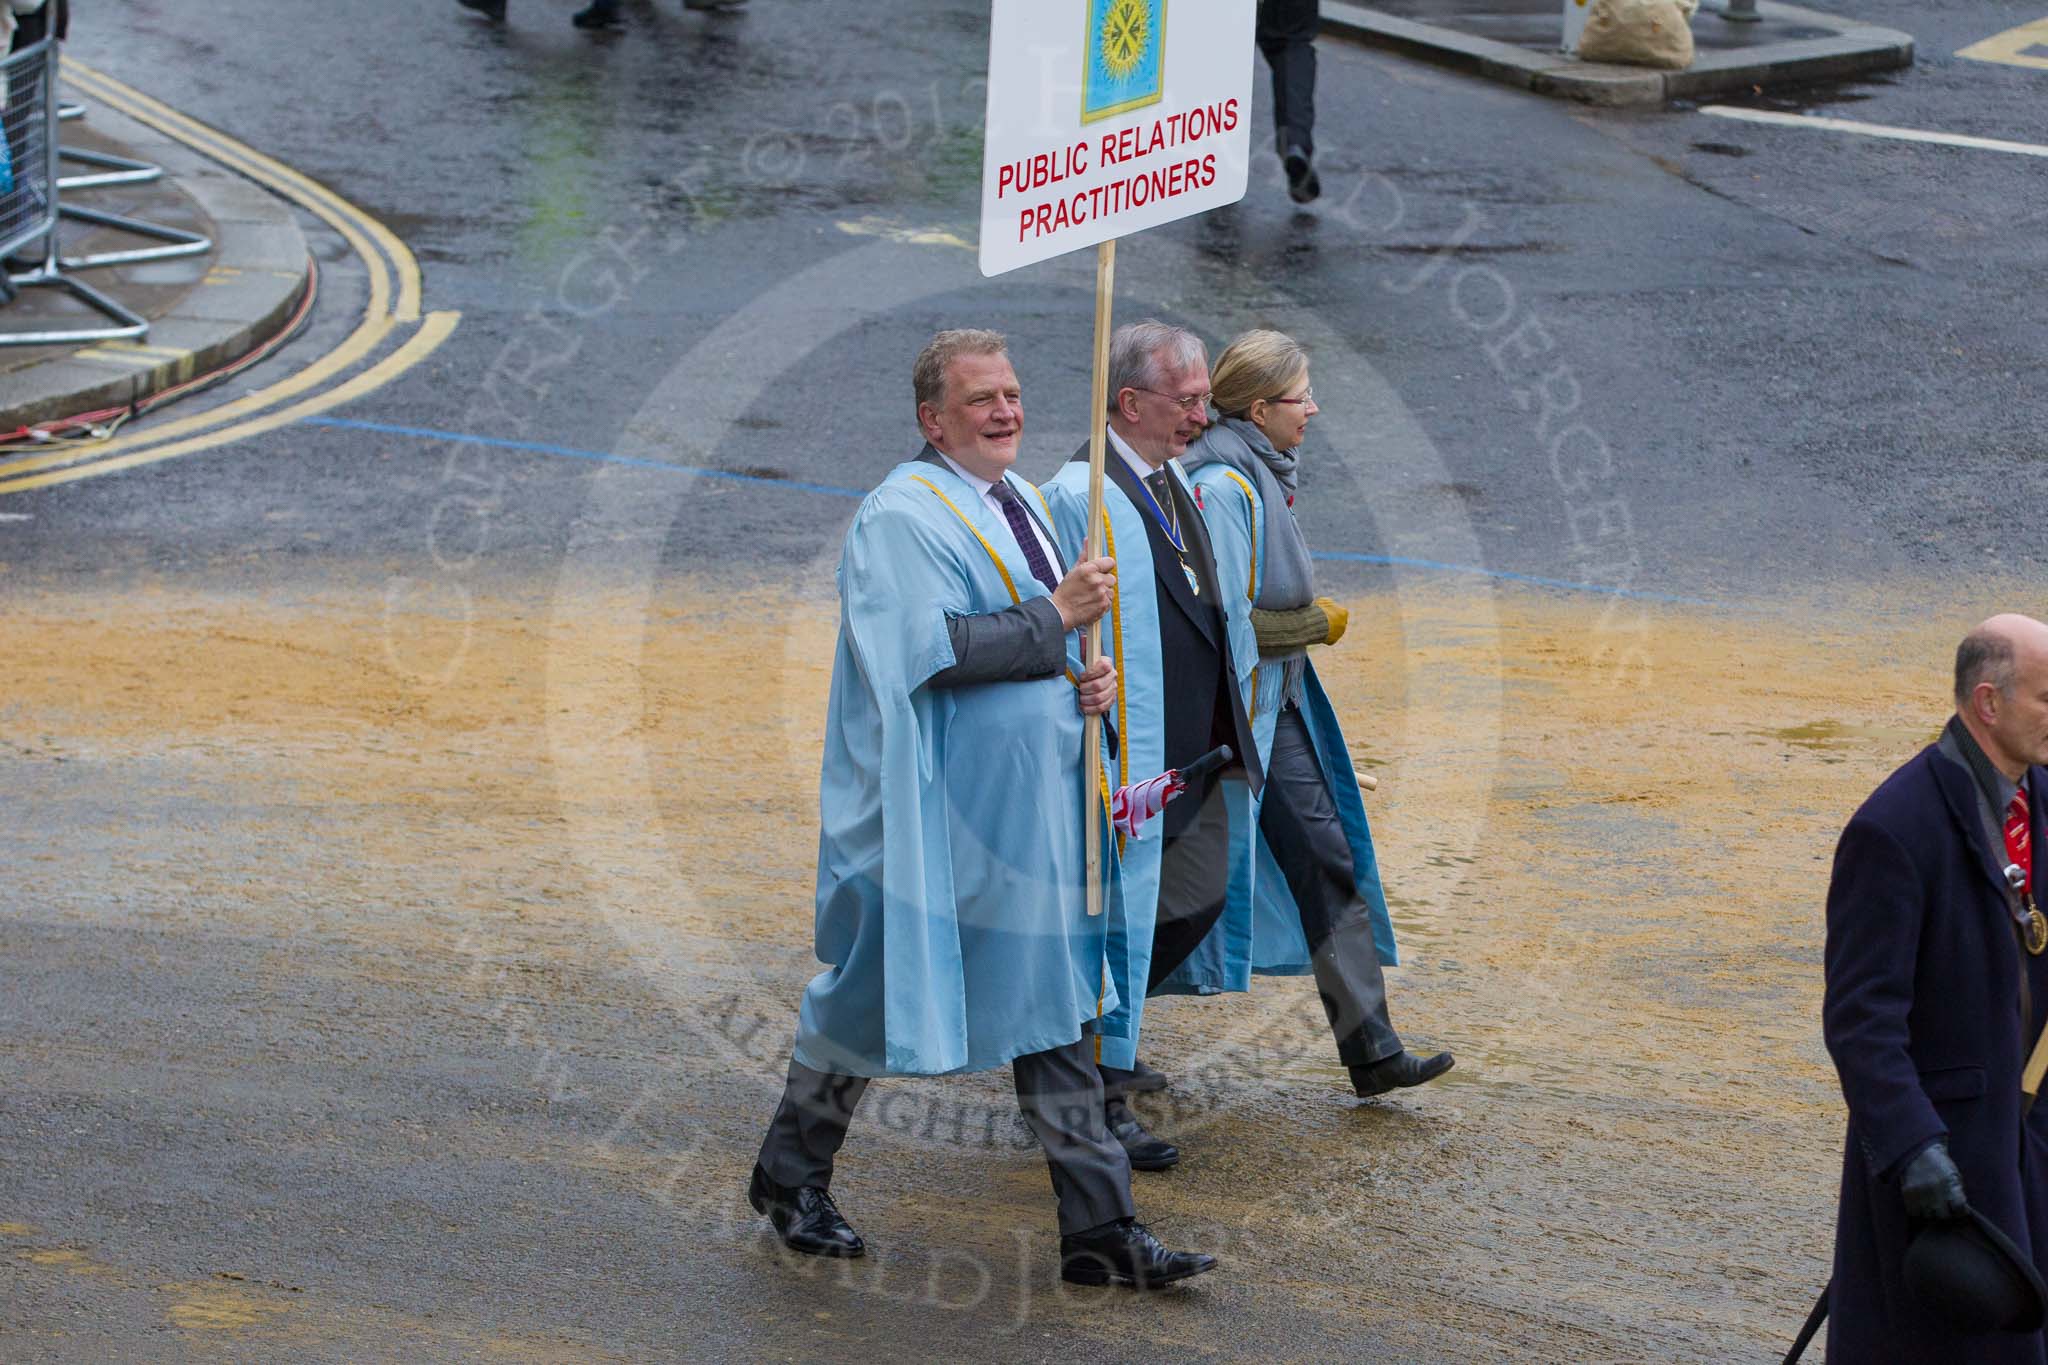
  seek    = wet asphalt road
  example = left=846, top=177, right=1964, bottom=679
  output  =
left=3, top=0, right=2043, bottom=602
left=4, top=1, right=2048, bottom=1360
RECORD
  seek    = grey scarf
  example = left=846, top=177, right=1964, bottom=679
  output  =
left=1181, top=417, right=1316, bottom=610
left=1181, top=417, right=1319, bottom=705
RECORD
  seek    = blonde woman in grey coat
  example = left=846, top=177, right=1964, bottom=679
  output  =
left=1172, top=328, right=1455, bottom=1100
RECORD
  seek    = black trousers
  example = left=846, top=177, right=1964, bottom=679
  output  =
left=1114, top=705, right=1402, bottom=1084
left=757, top=1039, right=1135, bottom=1236
left=1094, top=779, right=1231, bottom=1104
left=1259, top=703, right=1402, bottom=1067
left=1258, top=0, right=1320, bottom=158
left=1145, top=774, right=1234, bottom=992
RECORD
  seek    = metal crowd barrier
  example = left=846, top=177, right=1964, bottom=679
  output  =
left=0, top=39, right=59, bottom=270
left=0, top=37, right=214, bottom=347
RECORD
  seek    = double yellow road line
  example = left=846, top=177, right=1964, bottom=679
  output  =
left=0, top=62, right=461, bottom=495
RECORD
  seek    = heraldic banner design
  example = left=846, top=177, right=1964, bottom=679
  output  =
left=1083, top=0, right=1167, bottom=125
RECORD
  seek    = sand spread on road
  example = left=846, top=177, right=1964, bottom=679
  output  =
left=2, top=573, right=1983, bottom=1357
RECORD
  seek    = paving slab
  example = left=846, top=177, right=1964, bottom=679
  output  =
left=1322, top=0, right=1914, bottom=107
left=0, top=84, right=311, bottom=434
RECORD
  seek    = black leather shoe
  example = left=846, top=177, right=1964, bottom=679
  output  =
left=1106, top=1098, right=1179, bottom=1171
left=1061, top=1218, right=1217, bottom=1289
left=1099, top=1059, right=1169, bottom=1098
left=1283, top=145, right=1321, bottom=204
left=1126, top=1058, right=1168, bottom=1094
left=1350, top=1049, right=1455, bottom=1098
left=457, top=0, right=507, bottom=18
left=571, top=3, right=622, bottom=28
left=748, top=1163, right=864, bottom=1258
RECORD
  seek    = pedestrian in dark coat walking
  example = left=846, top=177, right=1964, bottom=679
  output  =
left=1257, top=0, right=1320, bottom=202
left=1822, top=614, right=2048, bottom=1362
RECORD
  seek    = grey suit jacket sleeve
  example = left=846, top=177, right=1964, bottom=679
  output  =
left=930, top=596, right=1067, bottom=689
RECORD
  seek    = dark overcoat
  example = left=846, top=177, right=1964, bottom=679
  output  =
left=1823, top=743, right=2048, bottom=1363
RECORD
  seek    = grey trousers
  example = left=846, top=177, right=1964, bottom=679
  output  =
left=757, top=1038, right=1135, bottom=1237
left=1259, top=703, right=1403, bottom=1067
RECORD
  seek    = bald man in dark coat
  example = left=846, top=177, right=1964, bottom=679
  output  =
left=1822, top=614, right=2048, bottom=1361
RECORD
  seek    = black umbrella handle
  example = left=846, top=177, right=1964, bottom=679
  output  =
left=1782, top=1284, right=1828, bottom=1364
left=1174, top=745, right=1233, bottom=786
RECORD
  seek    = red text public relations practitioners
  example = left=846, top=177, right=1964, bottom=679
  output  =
left=993, top=98, right=1241, bottom=242
left=1016, top=154, right=1219, bottom=242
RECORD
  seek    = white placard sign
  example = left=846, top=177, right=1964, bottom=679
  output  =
left=979, top=0, right=1256, bottom=278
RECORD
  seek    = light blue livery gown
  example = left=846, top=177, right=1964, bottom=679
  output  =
left=1166, top=462, right=1399, bottom=990
left=793, top=458, right=1122, bottom=1077
left=1043, top=454, right=1261, bottom=1068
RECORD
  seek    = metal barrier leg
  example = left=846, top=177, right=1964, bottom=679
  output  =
left=1, top=230, right=149, bottom=345
left=57, top=201, right=211, bottom=269
left=38, top=86, right=210, bottom=268
left=49, top=90, right=204, bottom=262
left=58, top=145, right=165, bottom=191
left=56, top=94, right=165, bottom=190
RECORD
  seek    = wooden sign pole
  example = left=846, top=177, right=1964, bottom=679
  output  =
left=1083, top=238, right=1117, bottom=917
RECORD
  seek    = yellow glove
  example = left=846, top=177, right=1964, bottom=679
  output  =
left=1315, top=596, right=1349, bottom=646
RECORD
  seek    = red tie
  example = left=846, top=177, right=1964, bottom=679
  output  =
left=2006, top=786, right=2032, bottom=895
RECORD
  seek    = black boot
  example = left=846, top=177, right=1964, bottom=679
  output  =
left=747, top=1163, right=865, bottom=1258
left=1099, top=1058, right=1169, bottom=1099
left=1105, top=1097, right=1179, bottom=1171
left=456, top=0, right=506, bottom=19
left=1350, top=1049, right=1454, bottom=1098
left=571, top=2, right=623, bottom=28
left=1125, top=1058, right=1169, bottom=1094
left=1283, top=144, right=1321, bottom=204
left=1060, top=1218, right=1217, bottom=1289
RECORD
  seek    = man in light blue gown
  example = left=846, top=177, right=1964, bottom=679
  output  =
left=1043, top=322, right=1265, bottom=1173
left=748, top=329, right=1218, bottom=1290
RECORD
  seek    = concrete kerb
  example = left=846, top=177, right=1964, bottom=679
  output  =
left=0, top=90, right=311, bottom=434
left=1321, top=0, right=1914, bottom=108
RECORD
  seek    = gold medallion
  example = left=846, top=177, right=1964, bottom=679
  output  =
left=2027, top=901, right=2047, bottom=957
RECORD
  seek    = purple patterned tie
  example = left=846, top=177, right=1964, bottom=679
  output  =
left=990, top=481, right=1061, bottom=593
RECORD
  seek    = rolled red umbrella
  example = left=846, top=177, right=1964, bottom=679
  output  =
left=1110, top=745, right=1232, bottom=839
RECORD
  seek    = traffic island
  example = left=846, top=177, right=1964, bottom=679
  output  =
left=0, top=96, right=312, bottom=436
left=1322, top=0, right=1915, bottom=107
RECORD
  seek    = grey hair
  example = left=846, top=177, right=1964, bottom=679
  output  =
left=1956, top=628, right=2018, bottom=708
left=1106, top=320, right=1207, bottom=413
left=913, top=328, right=1008, bottom=413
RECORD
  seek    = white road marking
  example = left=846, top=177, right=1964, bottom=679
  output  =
left=1701, top=105, right=2048, bottom=160
left=0, top=513, right=33, bottom=521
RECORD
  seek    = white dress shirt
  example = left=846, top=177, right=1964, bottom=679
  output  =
left=934, top=451, right=1063, bottom=578
left=1106, top=425, right=1182, bottom=540
left=1104, top=424, right=1163, bottom=487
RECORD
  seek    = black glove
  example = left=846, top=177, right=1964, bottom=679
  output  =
left=1900, top=1141, right=1968, bottom=1222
